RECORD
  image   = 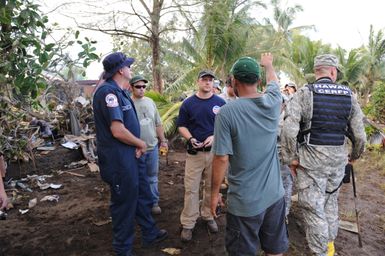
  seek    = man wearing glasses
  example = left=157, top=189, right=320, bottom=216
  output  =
left=130, top=75, right=168, bottom=215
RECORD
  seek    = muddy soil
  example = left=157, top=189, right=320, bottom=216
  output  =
left=0, top=150, right=384, bottom=256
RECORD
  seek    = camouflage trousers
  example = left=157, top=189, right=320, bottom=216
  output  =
left=297, top=166, right=345, bottom=256
left=280, top=164, right=294, bottom=216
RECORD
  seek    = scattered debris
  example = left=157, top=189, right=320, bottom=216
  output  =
left=19, top=209, right=29, bottom=215
left=87, top=162, right=99, bottom=172
left=57, top=170, right=86, bottom=178
left=40, top=195, right=60, bottom=203
left=37, top=182, right=51, bottom=190
left=340, top=220, right=359, bottom=234
left=162, top=248, right=181, bottom=255
left=49, top=184, right=62, bottom=189
left=16, top=181, right=33, bottom=192
left=61, top=141, right=79, bottom=150
left=65, top=160, right=88, bottom=169
left=93, top=219, right=112, bottom=226
left=28, top=198, right=37, bottom=209
left=36, top=146, right=56, bottom=151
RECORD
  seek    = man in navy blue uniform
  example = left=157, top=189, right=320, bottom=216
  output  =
left=93, top=52, right=167, bottom=256
left=177, top=70, right=226, bottom=242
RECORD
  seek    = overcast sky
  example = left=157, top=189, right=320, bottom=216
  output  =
left=289, top=0, right=384, bottom=49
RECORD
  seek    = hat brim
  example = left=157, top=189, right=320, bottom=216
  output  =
left=198, top=73, right=216, bottom=79
left=103, top=58, right=135, bottom=79
left=130, top=77, right=148, bottom=85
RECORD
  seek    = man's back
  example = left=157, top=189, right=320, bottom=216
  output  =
left=281, top=83, right=366, bottom=170
left=213, top=82, right=283, bottom=217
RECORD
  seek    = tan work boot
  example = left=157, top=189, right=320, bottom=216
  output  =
left=181, top=228, right=193, bottom=242
left=206, top=220, right=219, bottom=233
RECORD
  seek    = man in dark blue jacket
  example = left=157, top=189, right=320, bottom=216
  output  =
left=93, top=52, right=167, bottom=256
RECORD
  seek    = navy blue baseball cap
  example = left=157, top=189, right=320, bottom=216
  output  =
left=102, top=52, right=135, bottom=79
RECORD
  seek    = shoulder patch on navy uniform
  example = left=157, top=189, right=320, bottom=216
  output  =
left=212, top=105, right=221, bottom=114
left=105, top=93, right=119, bottom=107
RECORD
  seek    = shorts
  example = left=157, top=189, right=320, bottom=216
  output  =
left=225, top=197, right=289, bottom=255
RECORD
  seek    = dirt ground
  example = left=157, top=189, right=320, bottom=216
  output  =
left=0, top=149, right=384, bottom=256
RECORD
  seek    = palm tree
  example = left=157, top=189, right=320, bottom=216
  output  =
left=256, top=0, right=314, bottom=85
left=360, top=25, right=385, bottom=105
left=165, top=0, right=265, bottom=94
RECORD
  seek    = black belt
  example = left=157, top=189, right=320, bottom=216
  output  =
left=195, top=147, right=212, bottom=152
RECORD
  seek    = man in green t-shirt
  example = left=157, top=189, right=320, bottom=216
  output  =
left=211, top=53, right=288, bottom=256
left=130, top=75, right=168, bottom=215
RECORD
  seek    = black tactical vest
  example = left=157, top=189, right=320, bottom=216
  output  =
left=305, top=81, right=352, bottom=146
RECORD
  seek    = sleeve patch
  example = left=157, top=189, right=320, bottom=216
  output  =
left=105, top=93, right=119, bottom=107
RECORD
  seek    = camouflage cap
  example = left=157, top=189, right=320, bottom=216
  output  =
left=285, top=82, right=297, bottom=91
left=314, top=54, right=341, bottom=72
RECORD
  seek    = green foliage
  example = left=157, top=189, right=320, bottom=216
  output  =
left=0, top=0, right=50, bottom=98
left=144, top=90, right=182, bottom=136
left=0, top=0, right=100, bottom=160
left=364, top=81, right=385, bottom=122
left=0, top=0, right=100, bottom=102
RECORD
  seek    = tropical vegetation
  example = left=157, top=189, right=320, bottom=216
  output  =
left=1, top=0, right=385, bottom=159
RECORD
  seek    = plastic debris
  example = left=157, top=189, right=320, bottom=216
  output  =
left=65, top=160, right=88, bottom=169
left=161, top=248, right=181, bottom=255
left=16, top=182, right=33, bottom=192
left=19, top=209, right=29, bottom=215
left=61, top=141, right=79, bottom=150
left=28, top=198, right=37, bottom=208
left=37, top=182, right=62, bottom=190
left=40, top=195, right=60, bottom=202
left=49, top=184, right=62, bottom=189
left=74, top=96, right=90, bottom=107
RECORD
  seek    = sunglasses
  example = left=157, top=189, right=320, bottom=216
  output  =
left=134, top=85, right=146, bottom=89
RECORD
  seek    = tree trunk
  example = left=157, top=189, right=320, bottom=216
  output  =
left=150, top=0, right=162, bottom=93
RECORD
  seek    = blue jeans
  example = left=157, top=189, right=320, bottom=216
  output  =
left=138, top=145, right=159, bottom=206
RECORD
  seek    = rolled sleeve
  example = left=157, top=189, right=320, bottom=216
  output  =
left=212, top=110, right=233, bottom=156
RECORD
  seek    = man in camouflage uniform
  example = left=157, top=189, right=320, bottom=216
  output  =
left=281, top=54, right=366, bottom=256
left=278, top=82, right=298, bottom=218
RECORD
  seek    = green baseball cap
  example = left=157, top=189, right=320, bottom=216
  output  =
left=129, top=75, right=148, bottom=85
left=230, top=57, right=260, bottom=84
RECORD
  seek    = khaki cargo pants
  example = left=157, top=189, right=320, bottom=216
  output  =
left=180, top=151, right=214, bottom=229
